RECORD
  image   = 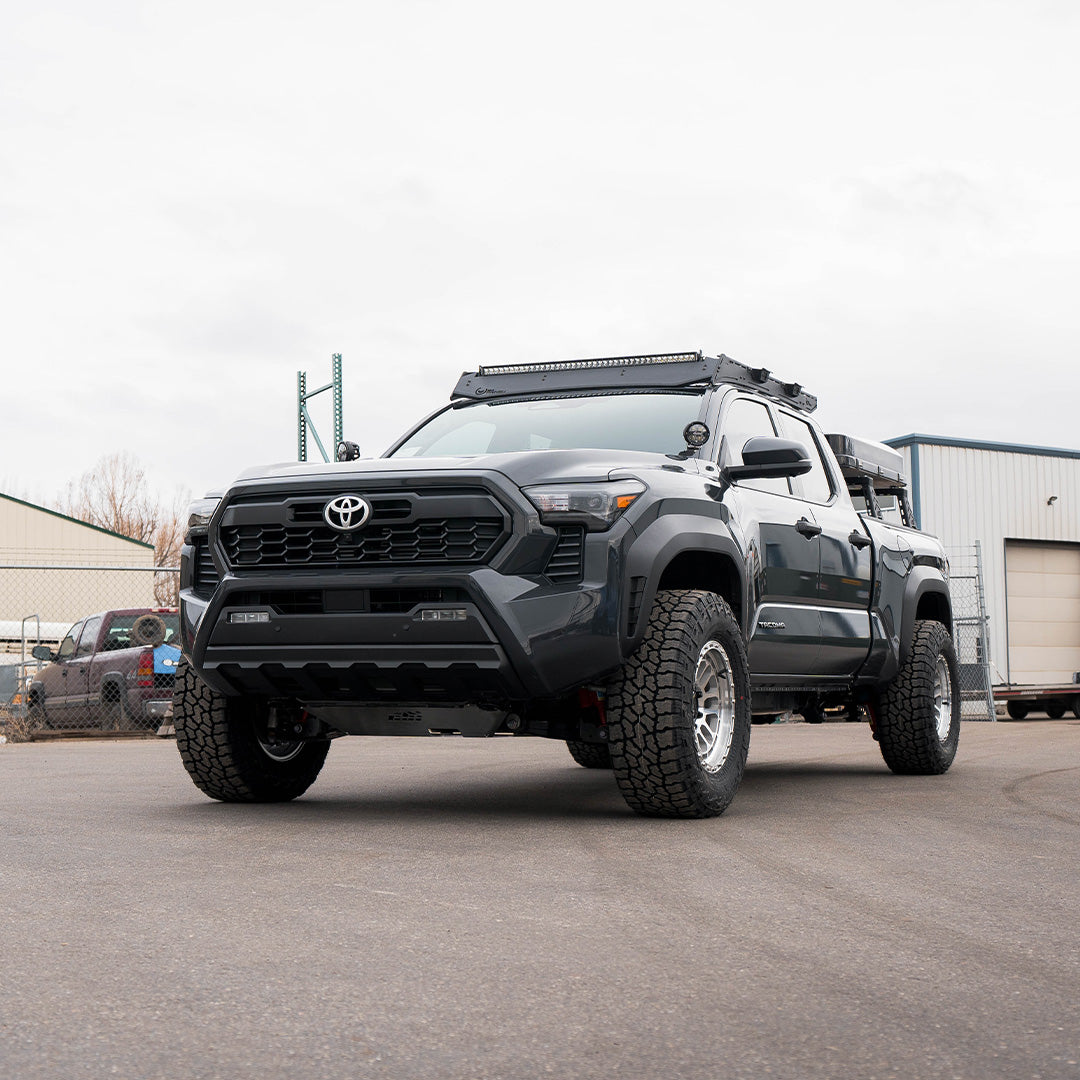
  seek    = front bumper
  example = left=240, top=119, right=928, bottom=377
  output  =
left=180, top=536, right=631, bottom=705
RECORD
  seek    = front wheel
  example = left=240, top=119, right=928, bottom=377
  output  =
left=26, top=697, right=48, bottom=734
left=876, top=620, right=960, bottom=774
left=173, top=658, right=329, bottom=802
left=606, top=590, right=751, bottom=818
left=1006, top=700, right=1029, bottom=720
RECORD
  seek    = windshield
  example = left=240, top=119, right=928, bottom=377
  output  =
left=390, top=392, right=705, bottom=458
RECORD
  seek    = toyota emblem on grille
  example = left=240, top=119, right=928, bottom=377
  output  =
left=323, top=494, right=372, bottom=532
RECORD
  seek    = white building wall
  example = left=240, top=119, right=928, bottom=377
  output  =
left=893, top=442, right=1080, bottom=684
left=0, top=495, right=157, bottom=637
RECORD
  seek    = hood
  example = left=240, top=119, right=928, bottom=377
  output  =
left=231, top=449, right=701, bottom=490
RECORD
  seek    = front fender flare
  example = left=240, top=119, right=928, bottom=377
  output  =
left=625, top=515, right=745, bottom=652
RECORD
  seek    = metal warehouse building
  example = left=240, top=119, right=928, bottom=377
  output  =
left=886, top=435, right=1080, bottom=687
left=0, top=492, right=157, bottom=648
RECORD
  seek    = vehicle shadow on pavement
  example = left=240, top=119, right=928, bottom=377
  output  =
left=168, top=767, right=634, bottom=822
left=742, top=762, right=893, bottom=782
left=164, top=760, right=901, bottom=825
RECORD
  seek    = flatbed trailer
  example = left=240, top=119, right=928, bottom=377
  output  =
left=994, top=684, right=1080, bottom=719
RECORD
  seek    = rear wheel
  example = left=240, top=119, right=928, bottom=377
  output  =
left=173, top=658, right=329, bottom=802
left=877, top=620, right=960, bottom=774
left=100, top=682, right=127, bottom=730
left=566, top=740, right=612, bottom=769
left=606, top=590, right=751, bottom=818
left=1045, top=700, right=1066, bottom=719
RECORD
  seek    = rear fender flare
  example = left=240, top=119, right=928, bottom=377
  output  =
left=899, top=568, right=953, bottom=666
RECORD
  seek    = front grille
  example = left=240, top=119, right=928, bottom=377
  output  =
left=544, top=527, right=585, bottom=583
left=216, top=487, right=510, bottom=571
left=220, top=518, right=504, bottom=569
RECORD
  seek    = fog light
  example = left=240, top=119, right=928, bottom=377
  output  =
left=229, top=611, right=270, bottom=624
left=420, top=609, right=467, bottom=622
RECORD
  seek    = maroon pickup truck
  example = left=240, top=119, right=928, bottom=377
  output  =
left=28, top=609, right=181, bottom=731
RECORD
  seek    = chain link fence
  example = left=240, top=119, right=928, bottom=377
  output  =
left=946, top=543, right=995, bottom=720
left=0, top=564, right=180, bottom=740
left=1, top=547, right=999, bottom=737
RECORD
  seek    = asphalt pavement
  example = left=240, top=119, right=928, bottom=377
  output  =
left=1, top=720, right=1077, bottom=1080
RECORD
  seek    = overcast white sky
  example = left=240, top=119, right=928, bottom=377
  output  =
left=3, top=0, right=1078, bottom=509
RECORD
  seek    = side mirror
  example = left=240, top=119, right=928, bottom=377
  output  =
left=725, top=437, right=813, bottom=480
left=31, top=645, right=54, bottom=662
left=336, top=440, right=362, bottom=462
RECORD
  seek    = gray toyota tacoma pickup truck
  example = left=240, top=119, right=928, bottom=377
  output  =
left=174, top=351, right=958, bottom=818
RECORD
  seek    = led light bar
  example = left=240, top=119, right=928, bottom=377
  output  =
left=477, top=352, right=701, bottom=376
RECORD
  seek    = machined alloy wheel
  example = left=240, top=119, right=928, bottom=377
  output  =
left=694, top=640, right=736, bottom=773
left=933, top=655, right=953, bottom=742
left=257, top=735, right=305, bottom=763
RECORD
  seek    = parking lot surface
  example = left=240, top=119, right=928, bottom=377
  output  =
left=1, top=720, right=1077, bottom=1080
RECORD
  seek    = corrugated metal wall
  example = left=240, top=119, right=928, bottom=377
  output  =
left=895, top=442, right=1080, bottom=683
left=1, top=495, right=157, bottom=632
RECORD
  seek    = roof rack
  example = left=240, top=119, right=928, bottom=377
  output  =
left=452, top=351, right=817, bottom=412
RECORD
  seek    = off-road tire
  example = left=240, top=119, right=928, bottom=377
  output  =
left=1006, top=700, right=1029, bottom=720
left=606, top=589, right=751, bottom=819
left=877, top=620, right=960, bottom=775
left=566, top=739, right=612, bottom=769
left=173, top=657, right=329, bottom=802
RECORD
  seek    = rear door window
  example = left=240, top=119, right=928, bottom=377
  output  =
left=775, top=413, right=834, bottom=504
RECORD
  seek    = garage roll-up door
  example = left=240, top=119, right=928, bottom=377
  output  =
left=1005, top=540, right=1080, bottom=684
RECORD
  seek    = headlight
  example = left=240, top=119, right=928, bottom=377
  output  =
left=523, top=480, right=645, bottom=532
left=185, top=497, right=221, bottom=540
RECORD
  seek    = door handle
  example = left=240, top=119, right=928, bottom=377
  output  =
left=848, top=530, right=871, bottom=550
left=796, top=518, right=822, bottom=538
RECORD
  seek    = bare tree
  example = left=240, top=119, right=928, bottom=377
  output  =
left=59, top=453, right=188, bottom=606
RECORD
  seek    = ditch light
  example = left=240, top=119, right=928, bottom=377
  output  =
left=229, top=611, right=271, bottom=624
